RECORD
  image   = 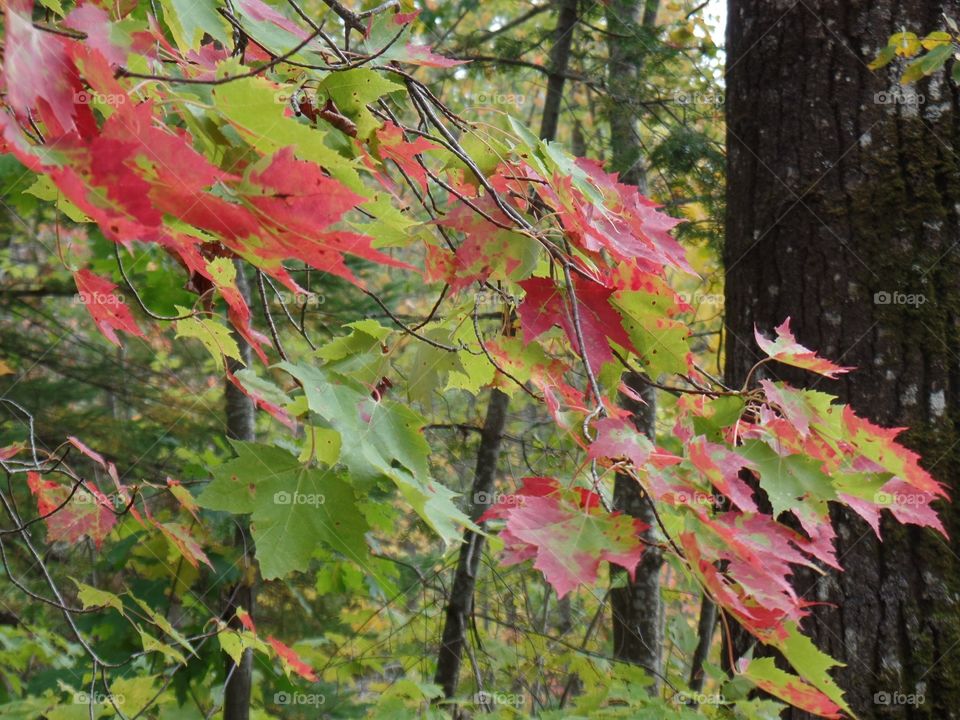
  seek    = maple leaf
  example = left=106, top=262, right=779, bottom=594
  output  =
left=760, top=379, right=825, bottom=437
left=486, top=478, right=647, bottom=598
left=267, top=637, right=317, bottom=681
left=156, top=522, right=212, bottom=569
left=436, top=191, right=537, bottom=291
left=688, top=437, right=759, bottom=512
left=0, top=444, right=24, bottom=461
left=279, top=364, right=473, bottom=545
left=236, top=608, right=257, bottom=633
left=3, top=0, right=80, bottom=133
left=739, top=658, right=843, bottom=719
left=375, top=122, right=440, bottom=192
left=587, top=416, right=653, bottom=467
left=755, top=319, right=854, bottom=378
left=66, top=435, right=108, bottom=468
left=73, top=269, right=144, bottom=346
left=198, top=441, right=369, bottom=579
left=227, top=369, right=296, bottom=430
left=235, top=0, right=311, bottom=40
left=63, top=3, right=131, bottom=66
left=518, top=276, right=635, bottom=372
left=166, top=478, right=200, bottom=521
left=548, top=159, right=690, bottom=272
left=403, top=44, right=469, bottom=68
left=875, top=479, right=945, bottom=534
left=355, top=10, right=467, bottom=68
left=679, top=531, right=805, bottom=642
left=27, top=472, right=117, bottom=548
left=242, top=147, right=413, bottom=286
left=841, top=405, right=947, bottom=500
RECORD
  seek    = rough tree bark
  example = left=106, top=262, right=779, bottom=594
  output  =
left=605, top=0, right=665, bottom=684
left=223, top=261, right=255, bottom=720
left=725, top=1, right=960, bottom=717
left=433, top=0, right=581, bottom=702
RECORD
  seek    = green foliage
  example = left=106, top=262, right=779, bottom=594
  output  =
left=199, top=441, right=369, bottom=578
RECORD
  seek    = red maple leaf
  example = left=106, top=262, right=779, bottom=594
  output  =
left=27, top=472, right=117, bottom=548
left=588, top=416, right=653, bottom=467
left=485, top=478, right=646, bottom=598
left=155, top=522, right=212, bottom=569
left=375, top=122, right=440, bottom=192
left=267, top=636, right=317, bottom=681
left=548, top=158, right=690, bottom=273
left=3, top=0, right=81, bottom=133
left=518, top=276, right=635, bottom=372
left=842, top=405, right=947, bottom=499
left=73, top=269, right=144, bottom=346
left=403, top=44, right=469, bottom=68
left=688, top=437, right=758, bottom=512
left=754, top=319, right=854, bottom=378
left=241, top=148, right=413, bottom=285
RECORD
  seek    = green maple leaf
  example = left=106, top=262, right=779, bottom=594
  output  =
left=198, top=442, right=368, bottom=579
left=315, top=319, right=392, bottom=386
left=210, top=74, right=362, bottom=189
left=613, top=287, right=691, bottom=378
left=174, top=311, right=242, bottom=373
left=738, top=440, right=836, bottom=517
left=278, top=363, right=472, bottom=543
left=319, top=68, right=403, bottom=139
left=160, top=0, right=231, bottom=53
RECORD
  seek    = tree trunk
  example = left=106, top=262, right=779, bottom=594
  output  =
left=688, top=594, right=716, bottom=692
left=434, top=1, right=581, bottom=702
left=223, top=261, right=255, bottom=720
left=434, top=388, right=509, bottom=701
left=540, top=0, right=580, bottom=144
left=725, top=1, right=960, bottom=716
left=605, top=0, right=664, bottom=685
left=608, top=374, right=663, bottom=679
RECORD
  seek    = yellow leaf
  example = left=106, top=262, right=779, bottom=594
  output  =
left=174, top=309, right=242, bottom=372
left=922, top=31, right=953, bottom=50
left=891, top=32, right=921, bottom=57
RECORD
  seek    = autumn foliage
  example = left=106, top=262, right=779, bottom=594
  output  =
left=0, top=0, right=947, bottom=717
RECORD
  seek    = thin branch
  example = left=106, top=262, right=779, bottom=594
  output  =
left=255, top=271, right=288, bottom=361
left=117, top=25, right=325, bottom=84
left=115, top=245, right=197, bottom=321
left=362, top=289, right=474, bottom=354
